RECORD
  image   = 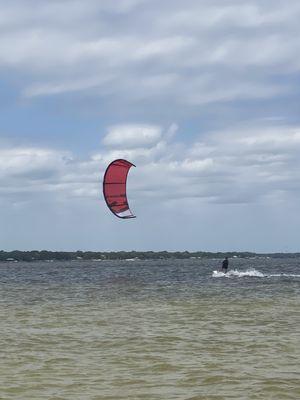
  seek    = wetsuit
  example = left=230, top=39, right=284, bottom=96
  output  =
left=222, top=258, right=229, bottom=273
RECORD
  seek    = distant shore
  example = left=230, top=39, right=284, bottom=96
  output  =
left=1, top=250, right=299, bottom=262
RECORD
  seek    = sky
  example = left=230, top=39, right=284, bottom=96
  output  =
left=1, top=0, right=300, bottom=252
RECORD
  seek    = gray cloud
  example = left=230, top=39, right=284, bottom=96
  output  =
left=1, top=123, right=300, bottom=208
left=0, top=0, right=299, bottom=120
left=1, top=1, right=300, bottom=251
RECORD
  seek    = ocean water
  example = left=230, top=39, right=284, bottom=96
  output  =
left=0, top=258, right=299, bottom=400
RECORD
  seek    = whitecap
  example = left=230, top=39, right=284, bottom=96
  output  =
left=268, top=273, right=300, bottom=278
left=212, top=268, right=265, bottom=278
left=212, top=269, right=300, bottom=278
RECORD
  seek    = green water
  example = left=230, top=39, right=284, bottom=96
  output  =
left=0, top=259, right=299, bottom=399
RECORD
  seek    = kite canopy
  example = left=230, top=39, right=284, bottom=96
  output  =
left=103, top=159, right=136, bottom=219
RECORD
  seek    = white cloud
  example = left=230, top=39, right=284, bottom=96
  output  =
left=23, top=75, right=115, bottom=97
left=2, top=123, right=300, bottom=207
left=2, top=1, right=300, bottom=251
left=0, top=147, right=69, bottom=177
left=1, top=0, right=299, bottom=109
left=160, top=3, right=300, bottom=31
left=133, top=36, right=194, bottom=60
left=103, top=124, right=162, bottom=149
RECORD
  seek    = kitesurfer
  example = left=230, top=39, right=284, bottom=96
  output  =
left=221, top=257, right=229, bottom=273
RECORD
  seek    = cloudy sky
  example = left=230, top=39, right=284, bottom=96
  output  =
left=1, top=0, right=300, bottom=252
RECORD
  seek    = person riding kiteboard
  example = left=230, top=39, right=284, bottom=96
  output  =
left=221, top=257, right=229, bottom=273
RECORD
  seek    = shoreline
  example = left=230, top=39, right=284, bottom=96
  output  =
left=1, top=250, right=300, bottom=262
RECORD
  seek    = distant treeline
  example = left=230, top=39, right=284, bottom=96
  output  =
left=0, top=250, right=299, bottom=262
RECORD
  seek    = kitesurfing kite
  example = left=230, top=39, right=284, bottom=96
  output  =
left=103, top=159, right=136, bottom=219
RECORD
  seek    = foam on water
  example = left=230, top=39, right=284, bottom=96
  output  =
left=213, top=268, right=264, bottom=278
left=268, top=273, right=300, bottom=277
left=212, top=268, right=300, bottom=278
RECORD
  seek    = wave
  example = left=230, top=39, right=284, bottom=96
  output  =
left=212, top=268, right=300, bottom=278
left=268, top=273, right=300, bottom=278
left=213, top=268, right=264, bottom=278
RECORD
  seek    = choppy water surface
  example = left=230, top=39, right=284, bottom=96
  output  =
left=0, top=258, right=299, bottom=399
